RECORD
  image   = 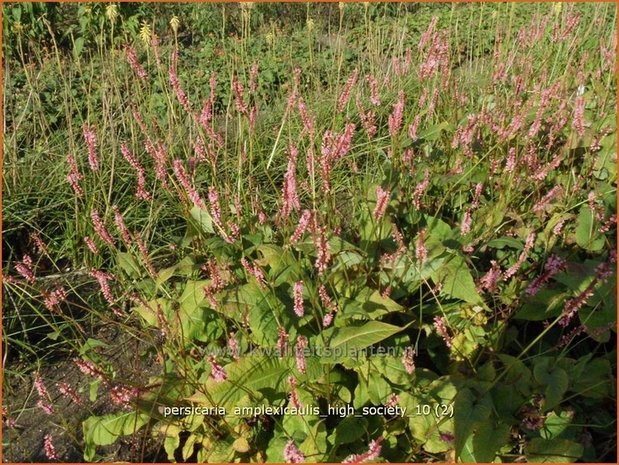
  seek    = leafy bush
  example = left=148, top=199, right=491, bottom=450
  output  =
left=3, top=3, right=616, bottom=463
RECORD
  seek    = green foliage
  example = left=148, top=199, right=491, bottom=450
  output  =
left=3, top=2, right=616, bottom=463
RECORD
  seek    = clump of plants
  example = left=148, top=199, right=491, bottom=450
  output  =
left=3, top=3, right=616, bottom=463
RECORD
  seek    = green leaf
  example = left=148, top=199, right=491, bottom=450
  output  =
left=424, top=215, right=454, bottom=241
left=164, top=433, right=181, bottom=461
left=79, top=338, right=109, bottom=355
left=540, top=411, right=574, bottom=440
left=367, top=371, right=391, bottom=404
left=190, top=206, right=215, bottom=234
left=73, top=37, right=84, bottom=59
left=460, top=421, right=510, bottom=462
left=486, top=237, right=524, bottom=250
left=569, top=358, right=612, bottom=399
left=454, top=388, right=493, bottom=460
left=525, top=438, right=584, bottom=462
left=341, top=288, right=406, bottom=321
left=186, top=356, right=289, bottom=409
left=328, top=416, right=367, bottom=445
left=533, top=358, right=569, bottom=410
left=419, top=121, right=450, bottom=141
left=156, top=265, right=178, bottom=290
left=373, top=355, right=411, bottom=386
left=83, top=412, right=150, bottom=461
left=433, top=255, right=482, bottom=304
left=89, top=379, right=101, bottom=402
left=574, top=206, right=604, bottom=251
left=117, top=252, right=141, bottom=278
left=320, top=321, right=403, bottom=362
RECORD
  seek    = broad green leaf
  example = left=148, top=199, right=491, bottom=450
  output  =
left=486, top=237, right=524, bottom=250
left=424, top=214, right=454, bottom=241
left=190, top=206, right=215, bottom=234
left=453, top=388, right=493, bottom=460
left=133, top=297, right=170, bottom=328
left=187, top=356, right=289, bottom=409
left=419, top=121, right=450, bottom=141
left=373, top=355, right=412, bottom=386
left=83, top=412, right=150, bottom=461
left=328, top=416, right=367, bottom=445
left=433, top=256, right=482, bottom=304
left=319, top=321, right=403, bottom=362
left=514, top=289, right=566, bottom=321
left=525, top=438, right=584, bottom=462
left=117, top=252, right=141, bottom=278
left=569, top=358, right=612, bottom=399
left=540, top=411, right=574, bottom=440
left=164, top=433, right=181, bottom=461
left=341, top=288, right=406, bottom=321
left=367, top=371, right=392, bottom=404
left=496, top=354, right=532, bottom=396
left=574, top=206, right=604, bottom=251
left=533, top=358, right=568, bottom=410
left=459, top=421, right=510, bottom=462
left=156, top=265, right=178, bottom=290
left=79, top=338, right=109, bottom=355
left=73, top=37, right=85, bottom=59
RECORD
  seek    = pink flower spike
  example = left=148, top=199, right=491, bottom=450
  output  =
left=280, top=145, right=300, bottom=220
left=110, top=384, right=141, bottom=408
left=208, top=355, right=227, bottom=382
left=295, top=336, right=308, bottom=374
left=34, top=372, right=50, bottom=399
left=385, top=393, right=399, bottom=408
left=337, top=68, right=359, bottom=113
left=66, top=154, right=84, bottom=197
left=277, top=326, right=289, bottom=358
left=208, top=187, right=223, bottom=227
left=125, top=45, right=148, bottom=80
left=415, top=229, right=428, bottom=265
left=169, top=49, right=192, bottom=114
left=290, top=210, right=312, bottom=243
left=91, top=209, right=116, bottom=248
left=120, top=143, right=151, bottom=201
left=283, top=439, right=305, bottom=463
left=478, top=260, right=502, bottom=293
left=366, top=74, right=381, bottom=106
left=228, top=332, right=240, bottom=360
left=343, top=437, right=383, bottom=463
left=172, top=159, right=205, bottom=208
left=293, top=281, right=304, bottom=317
left=43, top=287, right=67, bottom=311
left=83, top=124, right=99, bottom=171
left=433, top=316, right=452, bottom=348
left=402, top=346, right=416, bottom=374
left=43, top=433, right=59, bottom=461
left=460, top=209, right=472, bottom=235
left=74, top=358, right=106, bottom=380
left=112, top=206, right=132, bottom=245
left=90, top=269, right=114, bottom=305
left=314, top=227, right=331, bottom=275
left=388, top=90, right=405, bottom=137
left=84, top=236, right=99, bottom=254
left=572, top=95, right=586, bottom=138
left=241, top=257, right=267, bottom=289
left=373, top=187, right=390, bottom=221
left=288, top=376, right=303, bottom=409
left=56, top=382, right=82, bottom=405
left=232, top=75, right=248, bottom=114
left=15, top=254, right=36, bottom=283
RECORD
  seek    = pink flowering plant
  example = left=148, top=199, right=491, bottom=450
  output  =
left=3, top=3, right=616, bottom=463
